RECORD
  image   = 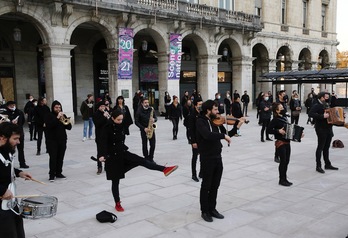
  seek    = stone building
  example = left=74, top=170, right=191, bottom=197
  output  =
left=0, top=0, right=338, bottom=121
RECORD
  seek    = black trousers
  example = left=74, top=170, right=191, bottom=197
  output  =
left=47, top=139, right=66, bottom=176
left=277, top=143, right=291, bottom=181
left=191, top=147, right=200, bottom=176
left=28, top=122, right=37, bottom=140
left=291, top=115, right=300, bottom=125
left=17, top=134, right=26, bottom=166
left=200, top=157, right=223, bottom=213
left=0, top=208, right=25, bottom=238
left=171, top=118, right=179, bottom=137
left=111, top=152, right=165, bottom=202
left=140, top=130, right=156, bottom=161
left=315, top=128, right=333, bottom=167
left=260, top=118, right=271, bottom=140
left=95, top=138, right=103, bottom=169
left=242, top=103, right=248, bottom=116
left=36, top=126, right=46, bottom=152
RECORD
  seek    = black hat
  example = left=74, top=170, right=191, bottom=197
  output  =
left=96, top=101, right=106, bottom=109
left=96, top=210, right=117, bottom=223
left=6, top=101, right=16, bottom=106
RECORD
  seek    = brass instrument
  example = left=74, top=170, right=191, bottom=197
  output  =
left=59, top=114, right=71, bottom=125
left=0, top=114, right=10, bottom=123
left=146, top=107, right=157, bottom=139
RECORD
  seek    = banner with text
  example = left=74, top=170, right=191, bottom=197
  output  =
left=168, top=33, right=182, bottom=80
left=118, top=28, right=133, bottom=80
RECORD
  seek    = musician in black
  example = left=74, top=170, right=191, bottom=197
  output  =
left=99, top=110, right=178, bottom=212
left=259, top=93, right=272, bottom=142
left=168, top=95, right=182, bottom=140
left=135, top=98, right=157, bottom=162
left=182, top=99, right=193, bottom=144
left=309, top=92, right=338, bottom=173
left=92, top=101, right=110, bottom=174
left=196, top=100, right=232, bottom=222
left=44, top=101, right=72, bottom=182
left=188, top=98, right=203, bottom=182
left=4, top=101, right=28, bottom=168
left=0, top=122, right=32, bottom=238
left=267, top=102, right=293, bottom=186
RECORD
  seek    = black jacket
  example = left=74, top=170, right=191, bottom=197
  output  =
left=309, top=100, right=332, bottom=131
left=135, top=106, right=157, bottom=130
left=0, top=148, right=22, bottom=198
left=168, top=103, right=182, bottom=120
left=259, top=100, right=272, bottom=120
left=196, top=114, right=226, bottom=158
left=44, top=102, right=72, bottom=141
left=93, top=109, right=109, bottom=142
left=188, top=108, right=199, bottom=144
left=4, top=108, right=25, bottom=135
left=231, top=102, right=243, bottom=118
left=241, top=94, right=250, bottom=104
left=267, top=116, right=290, bottom=142
left=33, top=104, right=50, bottom=127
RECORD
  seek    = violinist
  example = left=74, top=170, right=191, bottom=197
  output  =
left=196, top=100, right=232, bottom=222
left=212, top=114, right=248, bottom=137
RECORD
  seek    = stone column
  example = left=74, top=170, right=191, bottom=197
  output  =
left=197, top=55, right=220, bottom=100
left=41, top=44, right=76, bottom=123
left=157, top=52, right=178, bottom=113
left=232, top=56, right=254, bottom=109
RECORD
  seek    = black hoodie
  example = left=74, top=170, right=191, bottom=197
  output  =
left=44, top=100, right=72, bottom=141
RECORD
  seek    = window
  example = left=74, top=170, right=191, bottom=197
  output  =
left=186, top=0, right=198, bottom=3
left=219, top=0, right=235, bottom=11
left=321, top=4, right=327, bottom=31
left=281, top=0, right=286, bottom=24
left=303, top=0, right=308, bottom=28
left=255, top=0, right=262, bottom=17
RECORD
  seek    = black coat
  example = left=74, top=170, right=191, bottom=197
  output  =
left=135, top=107, right=157, bottom=130
left=0, top=149, right=22, bottom=197
left=259, top=100, right=272, bottom=120
left=231, top=102, right=243, bottom=118
left=309, top=100, right=332, bottom=131
left=168, top=103, right=182, bottom=120
left=267, top=116, right=290, bottom=142
left=188, top=108, right=199, bottom=144
left=113, top=105, right=133, bottom=135
left=100, top=121, right=133, bottom=180
left=196, top=114, right=226, bottom=158
left=33, top=105, right=50, bottom=127
left=44, top=112, right=72, bottom=141
left=93, top=109, right=109, bottom=143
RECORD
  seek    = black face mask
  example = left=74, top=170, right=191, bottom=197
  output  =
left=280, top=109, right=286, bottom=116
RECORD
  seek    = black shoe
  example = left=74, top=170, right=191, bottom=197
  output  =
left=316, top=167, right=325, bottom=173
left=274, top=157, right=280, bottom=163
left=266, top=138, right=273, bottom=141
left=324, top=165, right=339, bottom=170
left=285, top=180, right=293, bottom=186
left=201, top=212, right=213, bottom=222
left=210, top=209, right=224, bottom=219
left=245, top=120, right=250, bottom=124
left=49, top=176, right=55, bottom=182
left=33, top=138, right=37, bottom=140
left=30, top=138, right=33, bottom=141
left=20, top=164, right=29, bottom=169
left=97, top=168, right=102, bottom=175
left=192, top=175, right=199, bottom=182
left=198, top=172, right=202, bottom=178
left=279, top=180, right=292, bottom=186
left=261, top=139, right=265, bottom=142
left=56, top=174, right=67, bottom=179
left=36, top=151, right=40, bottom=156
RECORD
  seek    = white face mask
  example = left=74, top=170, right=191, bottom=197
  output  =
left=264, top=97, right=269, bottom=101
left=33, top=103, right=37, bottom=106
left=217, top=96, right=221, bottom=99
left=10, top=107, right=16, bottom=111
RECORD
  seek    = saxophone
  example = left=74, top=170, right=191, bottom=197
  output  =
left=146, top=107, right=157, bottom=139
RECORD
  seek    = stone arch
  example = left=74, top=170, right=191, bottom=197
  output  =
left=276, top=45, right=293, bottom=71
left=180, top=29, right=209, bottom=55
left=65, top=16, right=115, bottom=49
left=0, top=5, right=54, bottom=44
left=319, top=49, right=330, bottom=69
left=133, top=24, right=168, bottom=54
left=216, top=35, right=242, bottom=58
left=298, top=48, right=312, bottom=70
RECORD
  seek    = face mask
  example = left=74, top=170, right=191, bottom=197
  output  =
left=29, top=98, right=33, bottom=101
left=294, top=98, right=298, bottom=100
left=197, top=106, right=202, bottom=112
left=33, top=103, right=37, bottom=106
left=325, top=99, right=330, bottom=103
left=264, top=97, right=269, bottom=101
left=217, top=96, right=221, bottom=99
left=10, top=107, right=16, bottom=111
left=280, top=109, right=286, bottom=116
left=144, top=105, right=149, bottom=110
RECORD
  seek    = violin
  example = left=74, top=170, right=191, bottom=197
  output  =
left=212, top=114, right=238, bottom=126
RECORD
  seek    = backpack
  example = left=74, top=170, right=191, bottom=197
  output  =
left=332, top=139, right=344, bottom=148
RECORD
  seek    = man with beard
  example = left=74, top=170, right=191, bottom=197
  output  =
left=44, top=101, right=72, bottom=182
left=196, top=100, right=232, bottom=222
left=0, top=122, right=32, bottom=238
left=4, top=101, right=28, bottom=168
left=309, top=92, right=339, bottom=173
left=135, top=98, right=157, bottom=162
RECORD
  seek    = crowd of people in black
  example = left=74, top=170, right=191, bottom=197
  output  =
left=0, top=86, right=344, bottom=237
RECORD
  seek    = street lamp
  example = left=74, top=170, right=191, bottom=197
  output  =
left=13, top=27, right=21, bottom=42
left=141, top=40, right=148, bottom=51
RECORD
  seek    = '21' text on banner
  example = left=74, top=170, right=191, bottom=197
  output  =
left=118, top=28, right=133, bottom=80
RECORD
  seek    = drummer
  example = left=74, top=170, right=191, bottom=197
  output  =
left=0, top=122, right=32, bottom=238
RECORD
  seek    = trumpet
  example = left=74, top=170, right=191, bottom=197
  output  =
left=104, top=110, right=111, bottom=119
left=59, top=114, right=71, bottom=125
left=0, top=114, right=10, bottom=124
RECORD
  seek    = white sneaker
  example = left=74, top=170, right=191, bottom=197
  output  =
left=82, top=137, right=87, bottom=142
left=89, top=136, right=95, bottom=140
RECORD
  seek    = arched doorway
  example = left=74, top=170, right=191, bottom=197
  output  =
left=298, top=48, right=312, bottom=70
left=217, top=43, right=232, bottom=95
left=252, top=43, right=269, bottom=102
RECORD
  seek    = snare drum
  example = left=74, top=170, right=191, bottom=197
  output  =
left=19, top=195, right=58, bottom=219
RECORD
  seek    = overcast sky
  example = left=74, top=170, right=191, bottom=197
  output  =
left=337, top=0, right=347, bottom=51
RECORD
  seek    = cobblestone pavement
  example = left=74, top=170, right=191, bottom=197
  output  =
left=13, top=110, right=348, bottom=238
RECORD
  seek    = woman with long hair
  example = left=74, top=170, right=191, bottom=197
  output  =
left=168, top=95, right=182, bottom=140
left=113, top=96, right=133, bottom=135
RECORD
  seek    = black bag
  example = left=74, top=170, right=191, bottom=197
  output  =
left=96, top=210, right=117, bottom=223
left=332, top=139, right=344, bottom=148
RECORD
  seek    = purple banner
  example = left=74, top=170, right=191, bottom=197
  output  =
left=118, top=28, right=134, bottom=80
left=168, top=33, right=182, bottom=80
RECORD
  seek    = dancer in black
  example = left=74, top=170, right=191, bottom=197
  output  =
left=168, top=95, right=182, bottom=140
left=99, top=110, right=178, bottom=212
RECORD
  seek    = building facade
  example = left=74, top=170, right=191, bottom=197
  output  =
left=0, top=0, right=338, bottom=121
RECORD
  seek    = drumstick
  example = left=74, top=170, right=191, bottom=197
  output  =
left=0, top=194, right=40, bottom=199
left=30, top=178, right=47, bottom=185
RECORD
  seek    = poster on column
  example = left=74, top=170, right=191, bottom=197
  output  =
left=168, top=33, right=182, bottom=80
left=118, top=28, right=133, bottom=80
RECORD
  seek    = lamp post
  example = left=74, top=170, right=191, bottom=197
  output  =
left=13, top=27, right=21, bottom=42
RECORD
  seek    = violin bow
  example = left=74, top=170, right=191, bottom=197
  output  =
left=224, top=105, right=230, bottom=147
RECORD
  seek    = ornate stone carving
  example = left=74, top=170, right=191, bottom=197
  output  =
left=62, top=4, right=73, bottom=27
left=50, top=2, right=62, bottom=26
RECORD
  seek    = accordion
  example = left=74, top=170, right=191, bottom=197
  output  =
left=326, top=107, right=345, bottom=126
left=284, top=124, right=304, bottom=142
